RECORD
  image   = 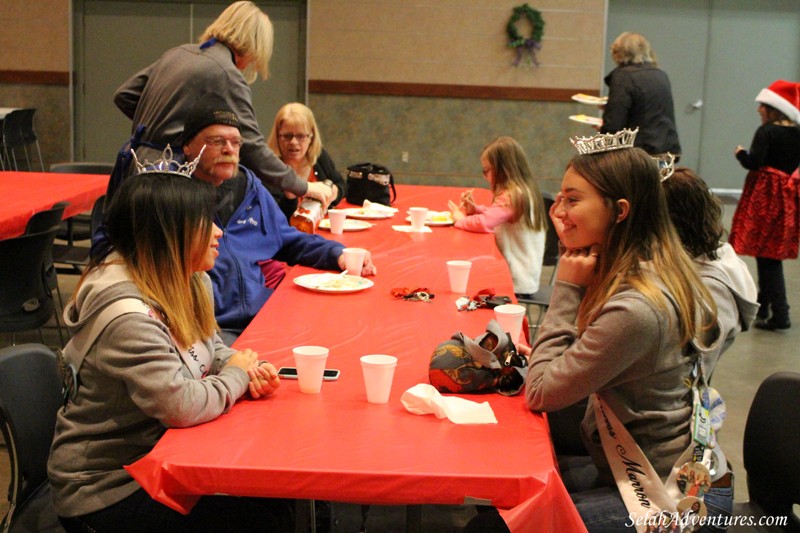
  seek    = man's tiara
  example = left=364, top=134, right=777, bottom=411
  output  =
left=570, top=128, right=638, bottom=155
left=131, top=144, right=205, bottom=178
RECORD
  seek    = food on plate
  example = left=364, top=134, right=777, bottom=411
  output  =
left=428, top=212, right=453, bottom=223
left=569, top=114, right=603, bottom=126
left=313, top=274, right=370, bottom=290
left=571, top=93, right=609, bottom=105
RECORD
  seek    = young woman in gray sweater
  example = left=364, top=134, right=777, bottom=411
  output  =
left=48, top=171, right=292, bottom=532
left=525, top=140, right=733, bottom=532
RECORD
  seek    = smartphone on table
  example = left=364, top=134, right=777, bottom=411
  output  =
left=278, top=367, right=341, bottom=381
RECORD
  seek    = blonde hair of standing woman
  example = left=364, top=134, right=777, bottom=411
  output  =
left=201, top=1, right=274, bottom=84
left=610, top=31, right=658, bottom=66
left=481, top=136, right=548, bottom=232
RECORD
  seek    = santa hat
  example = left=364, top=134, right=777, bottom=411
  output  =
left=756, top=80, right=800, bottom=122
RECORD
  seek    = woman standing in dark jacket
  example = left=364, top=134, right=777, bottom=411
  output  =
left=600, top=32, right=681, bottom=157
left=729, top=80, right=800, bottom=330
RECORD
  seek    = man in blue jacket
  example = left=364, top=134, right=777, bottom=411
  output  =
left=181, top=100, right=377, bottom=344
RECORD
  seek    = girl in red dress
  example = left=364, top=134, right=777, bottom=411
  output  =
left=729, top=80, right=800, bottom=330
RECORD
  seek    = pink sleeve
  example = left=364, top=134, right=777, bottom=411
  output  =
left=454, top=192, right=514, bottom=233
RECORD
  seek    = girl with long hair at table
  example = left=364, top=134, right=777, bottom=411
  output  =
left=448, top=136, right=548, bottom=299
left=522, top=135, right=734, bottom=532
left=48, top=171, right=292, bottom=532
left=728, top=80, right=800, bottom=331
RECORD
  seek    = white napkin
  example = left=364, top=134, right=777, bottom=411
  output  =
left=363, top=199, right=399, bottom=213
left=401, top=384, right=498, bottom=424
left=392, top=225, right=433, bottom=233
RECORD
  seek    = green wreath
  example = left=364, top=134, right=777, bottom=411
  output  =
left=506, top=4, right=545, bottom=66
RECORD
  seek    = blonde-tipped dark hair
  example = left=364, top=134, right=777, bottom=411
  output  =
left=568, top=148, right=715, bottom=343
left=201, top=1, right=273, bottom=84
left=481, top=137, right=547, bottom=232
left=94, top=173, right=218, bottom=348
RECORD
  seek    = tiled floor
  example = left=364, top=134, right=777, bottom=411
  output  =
left=2, top=201, right=798, bottom=530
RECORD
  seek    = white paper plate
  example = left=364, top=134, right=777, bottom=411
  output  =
left=404, top=212, right=454, bottom=226
left=571, top=93, right=608, bottom=106
left=342, top=208, right=395, bottom=220
left=319, top=219, right=373, bottom=231
left=293, top=273, right=374, bottom=293
left=569, top=114, right=603, bottom=127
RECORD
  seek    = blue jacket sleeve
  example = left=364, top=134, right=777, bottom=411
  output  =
left=256, top=183, right=345, bottom=270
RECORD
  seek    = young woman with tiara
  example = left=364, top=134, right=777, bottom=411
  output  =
left=48, top=165, right=293, bottom=531
left=448, top=136, right=548, bottom=299
left=523, top=130, right=733, bottom=532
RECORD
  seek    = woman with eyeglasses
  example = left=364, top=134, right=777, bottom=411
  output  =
left=267, top=102, right=347, bottom=222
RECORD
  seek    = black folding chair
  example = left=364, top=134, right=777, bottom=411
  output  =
left=0, top=228, right=61, bottom=347
left=0, top=343, right=65, bottom=532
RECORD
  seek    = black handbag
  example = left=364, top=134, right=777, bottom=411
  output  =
left=345, top=162, right=397, bottom=205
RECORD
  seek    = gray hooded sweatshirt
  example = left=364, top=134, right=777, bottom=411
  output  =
left=47, top=257, right=246, bottom=517
left=694, top=242, right=758, bottom=378
left=525, top=255, right=753, bottom=482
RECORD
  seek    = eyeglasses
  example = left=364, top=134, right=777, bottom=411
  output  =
left=204, top=137, right=243, bottom=149
left=278, top=133, right=313, bottom=143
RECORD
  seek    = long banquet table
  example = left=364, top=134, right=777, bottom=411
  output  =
left=0, top=171, right=109, bottom=240
left=126, top=185, right=586, bottom=533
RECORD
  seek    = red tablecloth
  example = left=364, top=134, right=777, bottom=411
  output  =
left=125, top=185, right=586, bottom=533
left=0, top=171, right=109, bottom=240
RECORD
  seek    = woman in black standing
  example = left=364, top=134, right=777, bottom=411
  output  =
left=600, top=32, right=681, bottom=158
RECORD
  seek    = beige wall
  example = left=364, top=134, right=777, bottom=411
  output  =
left=0, top=0, right=71, bottom=167
left=0, top=1, right=70, bottom=71
left=1, top=0, right=606, bottom=183
left=309, top=0, right=605, bottom=90
left=307, top=0, right=606, bottom=189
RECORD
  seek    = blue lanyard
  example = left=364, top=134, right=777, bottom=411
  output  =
left=200, top=37, right=218, bottom=50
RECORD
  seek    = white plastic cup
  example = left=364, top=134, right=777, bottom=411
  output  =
left=408, top=207, right=428, bottom=232
left=360, top=354, right=398, bottom=404
left=446, top=260, right=472, bottom=294
left=327, top=209, right=346, bottom=235
left=293, top=346, right=329, bottom=394
left=494, top=304, right=527, bottom=344
left=342, top=247, right=367, bottom=277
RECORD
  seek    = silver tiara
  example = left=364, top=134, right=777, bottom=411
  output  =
left=570, top=128, right=638, bottom=155
left=131, top=144, right=205, bottom=177
left=653, top=152, right=676, bottom=181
